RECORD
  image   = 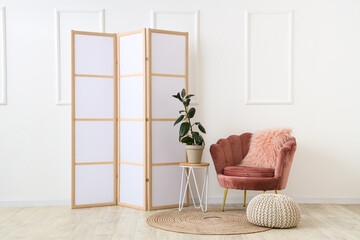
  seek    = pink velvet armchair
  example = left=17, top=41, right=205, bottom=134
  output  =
left=210, top=133, right=297, bottom=210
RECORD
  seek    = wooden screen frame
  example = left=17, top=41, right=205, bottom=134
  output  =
left=146, top=28, right=189, bottom=210
left=117, top=29, right=148, bottom=210
left=71, top=30, right=118, bottom=209
left=71, top=29, right=189, bottom=211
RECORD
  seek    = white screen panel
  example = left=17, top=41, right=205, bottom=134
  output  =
left=75, top=34, right=114, bottom=76
left=75, top=164, right=114, bottom=205
left=119, top=121, right=144, bottom=164
left=119, top=33, right=143, bottom=75
left=119, top=76, right=143, bottom=119
left=119, top=164, right=144, bottom=207
left=152, top=165, right=182, bottom=206
left=152, top=76, right=185, bottom=118
left=152, top=121, right=185, bottom=164
left=75, top=121, right=114, bottom=163
left=75, top=76, right=114, bottom=118
left=151, top=33, right=186, bottom=75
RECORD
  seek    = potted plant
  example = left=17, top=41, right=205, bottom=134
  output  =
left=172, top=89, right=206, bottom=164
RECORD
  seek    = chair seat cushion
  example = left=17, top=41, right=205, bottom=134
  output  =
left=223, top=166, right=275, bottom=178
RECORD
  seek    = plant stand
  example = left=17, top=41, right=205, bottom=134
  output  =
left=178, top=162, right=209, bottom=212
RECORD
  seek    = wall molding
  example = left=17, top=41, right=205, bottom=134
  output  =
left=0, top=200, right=71, bottom=207
left=55, top=9, right=105, bottom=106
left=151, top=10, right=200, bottom=105
left=0, top=7, right=7, bottom=105
left=245, top=10, right=294, bottom=105
left=1, top=196, right=359, bottom=207
left=203, top=196, right=360, bottom=205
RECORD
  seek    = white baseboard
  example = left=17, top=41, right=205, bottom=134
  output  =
left=0, top=200, right=71, bottom=207
left=289, top=197, right=360, bottom=204
left=192, top=196, right=360, bottom=205
left=1, top=197, right=359, bottom=207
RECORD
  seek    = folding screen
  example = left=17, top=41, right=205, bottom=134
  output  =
left=71, top=31, right=117, bottom=208
left=147, top=29, right=188, bottom=210
left=72, top=29, right=188, bottom=210
left=118, top=29, right=147, bottom=210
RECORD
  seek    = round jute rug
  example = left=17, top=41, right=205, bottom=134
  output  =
left=147, top=208, right=270, bottom=235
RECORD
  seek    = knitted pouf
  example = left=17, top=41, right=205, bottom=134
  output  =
left=246, top=194, right=301, bottom=229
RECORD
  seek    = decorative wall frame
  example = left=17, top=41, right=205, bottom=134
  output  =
left=151, top=10, right=199, bottom=105
left=56, top=9, right=105, bottom=105
left=245, top=10, right=294, bottom=105
left=0, top=7, right=7, bottom=105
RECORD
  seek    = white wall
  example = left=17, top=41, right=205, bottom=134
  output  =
left=0, top=0, right=359, bottom=206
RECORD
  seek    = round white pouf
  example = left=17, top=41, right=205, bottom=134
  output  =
left=246, top=194, right=301, bottom=229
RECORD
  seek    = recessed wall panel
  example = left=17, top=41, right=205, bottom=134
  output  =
left=56, top=10, right=104, bottom=104
left=246, top=11, right=293, bottom=104
left=152, top=11, right=199, bottom=104
left=0, top=7, right=6, bottom=105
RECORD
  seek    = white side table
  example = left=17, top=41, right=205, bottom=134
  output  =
left=179, top=162, right=209, bottom=212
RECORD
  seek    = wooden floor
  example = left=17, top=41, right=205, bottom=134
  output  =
left=0, top=204, right=359, bottom=240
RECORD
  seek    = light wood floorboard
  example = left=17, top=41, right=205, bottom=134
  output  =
left=0, top=204, right=359, bottom=240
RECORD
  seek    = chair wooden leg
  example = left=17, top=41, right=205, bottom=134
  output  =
left=243, top=190, right=247, bottom=207
left=263, top=190, right=267, bottom=194
left=275, top=190, right=278, bottom=194
left=222, top=188, right=228, bottom=211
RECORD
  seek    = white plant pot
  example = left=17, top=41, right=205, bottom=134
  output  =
left=185, top=145, right=205, bottom=164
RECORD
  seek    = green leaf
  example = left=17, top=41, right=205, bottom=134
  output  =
left=181, top=136, right=194, bottom=145
left=181, top=89, right=186, bottom=98
left=199, top=135, right=204, bottom=145
left=184, top=99, right=191, bottom=107
left=192, top=131, right=200, bottom=141
left=192, top=132, right=203, bottom=145
left=194, top=122, right=200, bottom=125
left=179, top=122, right=190, bottom=137
left=174, top=115, right=184, bottom=126
left=172, top=93, right=182, bottom=102
left=188, top=108, right=195, bottom=118
left=185, top=94, right=195, bottom=99
left=179, top=110, right=185, bottom=114
left=198, top=123, right=206, bottom=134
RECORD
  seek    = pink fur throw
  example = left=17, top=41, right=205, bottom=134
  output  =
left=240, top=128, right=292, bottom=168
